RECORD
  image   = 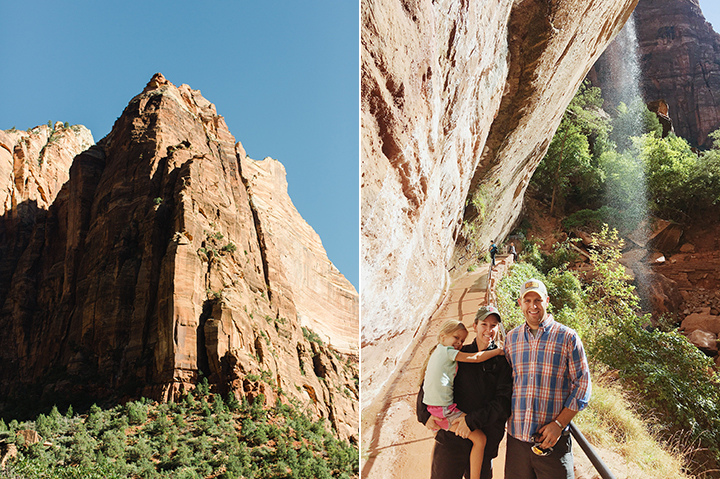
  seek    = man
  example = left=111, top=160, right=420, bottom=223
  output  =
left=417, top=306, right=513, bottom=479
left=489, top=241, right=498, bottom=268
left=504, top=279, right=591, bottom=479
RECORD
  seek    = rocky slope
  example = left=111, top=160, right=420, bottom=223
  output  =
left=0, top=124, right=94, bottom=313
left=592, top=0, right=720, bottom=148
left=241, top=156, right=359, bottom=354
left=0, top=74, right=358, bottom=441
left=361, top=0, right=638, bottom=406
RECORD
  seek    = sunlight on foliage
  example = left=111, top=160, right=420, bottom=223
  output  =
left=0, top=389, right=358, bottom=479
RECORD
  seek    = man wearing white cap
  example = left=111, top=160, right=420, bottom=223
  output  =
left=503, top=279, right=591, bottom=478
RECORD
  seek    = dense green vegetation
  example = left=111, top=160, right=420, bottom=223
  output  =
left=531, top=80, right=720, bottom=230
left=0, top=381, right=358, bottom=478
left=497, top=227, right=720, bottom=471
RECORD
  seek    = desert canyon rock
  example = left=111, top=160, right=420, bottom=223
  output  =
left=636, top=0, right=720, bottom=148
left=0, top=73, right=358, bottom=440
left=361, top=0, right=638, bottom=406
left=241, top=156, right=358, bottom=354
left=591, top=0, right=720, bottom=148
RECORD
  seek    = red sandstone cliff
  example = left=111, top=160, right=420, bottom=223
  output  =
left=0, top=74, right=358, bottom=440
left=592, top=0, right=720, bottom=148
left=361, top=0, right=638, bottom=406
left=636, top=0, right=720, bottom=148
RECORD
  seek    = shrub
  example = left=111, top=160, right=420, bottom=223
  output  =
left=592, top=314, right=720, bottom=459
left=125, top=401, right=148, bottom=425
left=100, top=429, right=126, bottom=459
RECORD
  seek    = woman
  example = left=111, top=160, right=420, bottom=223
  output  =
left=417, top=306, right=513, bottom=479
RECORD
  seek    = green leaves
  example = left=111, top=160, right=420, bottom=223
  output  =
left=531, top=80, right=720, bottom=224
left=2, top=389, right=359, bottom=478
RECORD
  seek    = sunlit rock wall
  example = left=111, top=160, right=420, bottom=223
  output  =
left=361, top=0, right=638, bottom=406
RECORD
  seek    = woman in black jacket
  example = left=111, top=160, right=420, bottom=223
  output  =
left=417, top=306, right=513, bottom=479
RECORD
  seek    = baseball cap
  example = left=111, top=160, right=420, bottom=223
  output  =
left=519, top=279, right=548, bottom=300
left=475, top=305, right=502, bottom=323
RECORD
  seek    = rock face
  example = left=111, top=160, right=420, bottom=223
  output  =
left=0, top=124, right=94, bottom=215
left=0, top=123, right=94, bottom=333
left=0, top=74, right=358, bottom=440
left=594, top=0, right=720, bottom=148
left=241, top=157, right=359, bottom=354
left=361, top=0, right=638, bottom=406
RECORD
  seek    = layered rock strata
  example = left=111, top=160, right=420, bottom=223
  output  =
left=241, top=156, right=359, bottom=354
left=361, top=0, right=638, bottom=406
left=0, top=74, right=358, bottom=440
left=0, top=124, right=93, bottom=324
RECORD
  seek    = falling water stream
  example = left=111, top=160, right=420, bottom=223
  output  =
left=600, top=13, right=652, bottom=294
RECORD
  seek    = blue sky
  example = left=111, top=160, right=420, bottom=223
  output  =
left=699, top=0, right=720, bottom=33
left=0, top=1, right=359, bottom=289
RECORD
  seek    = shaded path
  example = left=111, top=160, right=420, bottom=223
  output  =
left=361, top=256, right=513, bottom=479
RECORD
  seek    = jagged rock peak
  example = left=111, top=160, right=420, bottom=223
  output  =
left=143, top=72, right=172, bottom=92
left=0, top=74, right=358, bottom=440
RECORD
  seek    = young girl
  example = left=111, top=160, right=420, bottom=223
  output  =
left=422, top=319, right=504, bottom=479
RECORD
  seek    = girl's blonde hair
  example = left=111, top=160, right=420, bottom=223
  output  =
left=420, top=320, right=468, bottom=386
left=437, top=319, right=467, bottom=343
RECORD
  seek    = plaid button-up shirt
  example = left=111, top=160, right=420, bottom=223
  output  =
left=504, top=314, right=591, bottom=442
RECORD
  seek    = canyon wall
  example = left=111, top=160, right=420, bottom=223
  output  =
left=0, top=124, right=94, bottom=329
left=636, top=0, right=720, bottom=148
left=591, top=0, right=720, bottom=149
left=0, top=74, right=358, bottom=440
left=361, top=0, right=638, bottom=406
left=241, top=156, right=359, bottom=354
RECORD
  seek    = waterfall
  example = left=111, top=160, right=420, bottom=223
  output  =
left=601, top=14, right=650, bottom=244
left=599, top=14, right=653, bottom=306
left=603, top=14, right=642, bottom=111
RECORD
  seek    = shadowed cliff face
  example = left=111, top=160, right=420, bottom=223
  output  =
left=0, top=74, right=358, bottom=440
left=592, top=0, right=720, bottom=149
left=361, top=0, right=638, bottom=406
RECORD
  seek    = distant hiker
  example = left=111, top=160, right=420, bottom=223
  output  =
left=504, top=279, right=591, bottom=479
left=417, top=306, right=512, bottom=479
left=509, top=242, right=517, bottom=262
left=489, top=241, right=498, bottom=268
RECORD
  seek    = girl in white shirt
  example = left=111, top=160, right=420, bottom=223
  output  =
left=422, top=319, right=504, bottom=479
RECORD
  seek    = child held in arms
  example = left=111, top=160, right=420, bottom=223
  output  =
left=421, top=319, right=504, bottom=479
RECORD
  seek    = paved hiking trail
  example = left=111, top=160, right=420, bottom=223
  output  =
left=361, top=256, right=512, bottom=479
left=361, top=254, right=644, bottom=479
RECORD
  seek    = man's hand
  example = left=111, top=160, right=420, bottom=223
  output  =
left=426, top=415, right=440, bottom=432
left=537, top=421, right=562, bottom=449
left=451, top=415, right=472, bottom=439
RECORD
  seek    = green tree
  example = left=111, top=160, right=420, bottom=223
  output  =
left=608, top=98, right=662, bottom=151
left=638, top=133, right=700, bottom=218
left=125, top=400, right=148, bottom=425
left=532, top=80, right=611, bottom=215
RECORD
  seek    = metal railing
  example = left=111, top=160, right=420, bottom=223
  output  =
left=569, top=421, right=616, bottom=479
